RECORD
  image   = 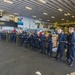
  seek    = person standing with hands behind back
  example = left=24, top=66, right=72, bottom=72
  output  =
left=47, top=34, right=53, bottom=57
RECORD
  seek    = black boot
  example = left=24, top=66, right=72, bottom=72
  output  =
left=69, top=61, right=73, bottom=67
left=57, top=58, right=61, bottom=61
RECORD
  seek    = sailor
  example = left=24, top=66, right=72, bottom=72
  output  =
left=40, top=32, right=46, bottom=54
left=47, top=34, right=53, bottom=57
left=66, top=27, right=75, bottom=66
left=55, top=28, right=67, bottom=61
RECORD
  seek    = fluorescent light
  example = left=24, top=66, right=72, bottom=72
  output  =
left=62, top=18, right=64, bottom=21
left=51, top=16, right=55, bottom=18
left=64, top=14, right=67, bottom=16
left=58, top=8, right=62, bottom=12
left=26, top=6, right=32, bottom=10
left=4, top=0, right=13, bottom=4
left=72, top=16, right=75, bottom=18
left=55, top=22, right=58, bottom=23
left=66, top=20, right=69, bottom=22
left=39, top=0, right=46, bottom=4
left=9, top=15, right=14, bottom=16
left=43, top=13, right=48, bottom=15
left=47, top=20, right=50, bottom=21
left=67, top=13, right=70, bottom=16
left=14, top=13, right=19, bottom=16
left=39, top=18, right=42, bottom=20
left=0, top=9, right=3, bottom=12
left=32, top=15, right=37, bottom=18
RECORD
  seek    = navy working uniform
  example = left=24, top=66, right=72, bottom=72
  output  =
left=56, top=33, right=67, bottom=61
left=40, top=34, right=46, bottom=54
left=24, top=33, right=29, bottom=48
left=13, top=33, right=17, bottom=43
left=64, top=33, right=68, bottom=49
left=34, top=33, right=39, bottom=50
left=1, top=32, right=6, bottom=40
left=30, top=34, right=34, bottom=48
left=19, top=33, right=25, bottom=46
left=67, top=32, right=75, bottom=66
left=10, top=33, right=14, bottom=42
left=32, top=34, right=36, bottom=49
left=47, top=36, right=53, bottom=57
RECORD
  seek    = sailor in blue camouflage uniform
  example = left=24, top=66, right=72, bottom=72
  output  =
left=1, top=32, right=6, bottom=40
left=40, top=32, right=46, bottom=54
left=24, top=32, right=29, bottom=48
left=34, top=32, right=39, bottom=51
left=19, top=32, right=25, bottom=46
left=30, top=32, right=34, bottom=49
left=66, top=27, right=75, bottom=66
left=13, top=32, right=17, bottom=43
left=55, top=28, right=67, bottom=61
left=10, top=32, right=14, bottom=42
left=47, top=34, right=53, bottom=57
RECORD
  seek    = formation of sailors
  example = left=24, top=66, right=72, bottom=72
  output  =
left=0, top=30, right=53, bottom=56
left=0, top=27, right=75, bottom=67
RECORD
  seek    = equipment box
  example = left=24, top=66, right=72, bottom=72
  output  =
left=52, top=35, right=58, bottom=47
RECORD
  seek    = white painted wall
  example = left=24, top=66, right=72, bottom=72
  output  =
left=0, top=14, right=51, bottom=31
left=18, top=16, right=38, bottom=30
left=38, top=23, right=50, bottom=31
left=18, top=16, right=50, bottom=30
left=2, top=26, right=14, bottom=31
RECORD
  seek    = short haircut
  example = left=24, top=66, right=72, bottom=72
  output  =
left=57, top=28, right=63, bottom=32
left=69, top=27, right=74, bottom=31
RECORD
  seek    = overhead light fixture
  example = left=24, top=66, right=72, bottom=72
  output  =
left=47, top=20, right=50, bottom=21
left=39, top=18, right=42, bottom=20
left=55, top=22, right=58, bottom=23
left=64, top=14, right=67, bottom=16
left=9, top=15, right=14, bottom=16
left=66, top=20, right=69, bottom=22
left=14, top=13, right=19, bottom=16
left=26, top=6, right=32, bottom=10
left=4, top=0, right=13, bottom=4
left=72, top=16, right=75, bottom=18
left=43, top=13, right=48, bottom=15
left=39, top=0, right=46, bottom=4
left=32, top=15, right=37, bottom=18
left=67, top=13, right=70, bottom=16
left=0, top=9, right=3, bottom=12
left=62, top=18, right=64, bottom=21
left=58, top=8, right=62, bottom=12
left=51, top=16, right=55, bottom=18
